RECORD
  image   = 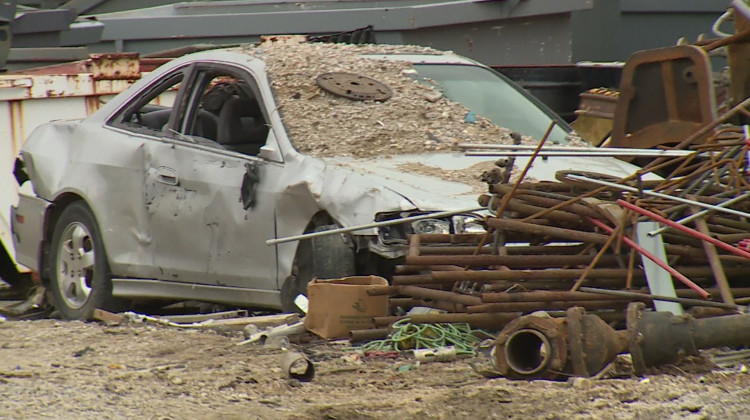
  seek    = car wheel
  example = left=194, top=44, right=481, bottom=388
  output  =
left=48, top=202, right=116, bottom=320
left=281, top=224, right=356, bottom=313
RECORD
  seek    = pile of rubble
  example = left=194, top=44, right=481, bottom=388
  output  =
left=247, top=39, right=532, bottom=158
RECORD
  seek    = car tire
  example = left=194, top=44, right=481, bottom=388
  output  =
left=48, top=202, right=117, bottom=320
left=281, top=224, right=356, bottom=313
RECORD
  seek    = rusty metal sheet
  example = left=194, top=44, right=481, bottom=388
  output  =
left=609, top=45, right=717, bottom=149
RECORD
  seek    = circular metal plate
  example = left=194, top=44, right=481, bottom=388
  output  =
left=316, top=72, right=392, bottom=101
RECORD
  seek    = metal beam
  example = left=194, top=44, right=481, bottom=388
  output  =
left=92, top=0, right=592, bottom=41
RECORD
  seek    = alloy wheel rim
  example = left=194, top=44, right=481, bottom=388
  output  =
left=56, top=222, right=95, bottom=309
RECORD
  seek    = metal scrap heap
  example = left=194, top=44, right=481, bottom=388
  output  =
left=364, top=111, right=750, bottom=377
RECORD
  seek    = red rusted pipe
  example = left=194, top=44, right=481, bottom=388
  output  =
left=589, top=217, right=709, bottom=299
left=617, top=199, right=750, bottom=260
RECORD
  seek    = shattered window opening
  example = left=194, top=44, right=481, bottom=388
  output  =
left=108, top=72, right=185, bottom=135
left=179, top=66, right=271, bottom=156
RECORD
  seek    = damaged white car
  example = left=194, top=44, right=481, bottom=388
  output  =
left=12, top=40, right=649, bottom=319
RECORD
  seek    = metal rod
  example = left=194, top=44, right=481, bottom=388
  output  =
left=648, top=191, right=750, bottom=236
left=458, top=143, right=693, bottom=156
left=398, top=285, right=483, bottom=306
left=578, top=287, right=737, bottom=310
left=565, top=174, right=750, bottom=220
left=404, top=253, right=621, bottom=269
left=394, top=266, right=747, bottom=286
left=467, top=300, right=629, bottom=313
left=464, top=150, right=693, bottom=157
left=588, top=217, right=710, bottom=299
left=487, top=217, right=703, bottom=258
left=692, top=210, right=735, bottom=305
left=482, top=290, right=636, bottom=303
left=266, top=206, right=485, bottom=245
left=618, top=199, right=750, bottom=260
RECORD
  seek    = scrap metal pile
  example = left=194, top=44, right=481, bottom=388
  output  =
left=358, top=113, right=750, bottom=378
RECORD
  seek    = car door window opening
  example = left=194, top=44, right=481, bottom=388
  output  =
left=109, top=72, right=185, bottom=134
left=181, top=68, right=271, bottom=156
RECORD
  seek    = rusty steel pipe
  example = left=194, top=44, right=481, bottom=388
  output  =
left=415, top=233, right=485, bottom=244
left=490, top=185, right=602, bottom=218
left=350, top=328, right=391, bottom=343
left=618, top=199, right=750, bottom=260
left=578, top=287, right=737, bottom=310
left=481, top=278, right=649, bottom=291
left=404, top=253, right=621, bottom=269
left=479, top=195, right=586, bottom=225
left=467, top=300, right=629, bottom=313
left=487, top=218, right=704, bottom=258
left=626, top=302, right=750, bottom=375
left=394, top=265, right=466, bottom=274
left=418, top=246, right=495, bottom=255
left=495, top=302, right=750, bottom=380
left=482, top=290, right=640, bottom=303
left=393, top=266, right=651, bottom=286
left=373, top=316, right=405, bottom=327
left=589, top=217, right=710, bottom=298
left=397, top=285, right=483, bottom=306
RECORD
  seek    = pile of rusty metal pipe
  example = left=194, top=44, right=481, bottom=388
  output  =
left=374, top=124, right=750, bottom=331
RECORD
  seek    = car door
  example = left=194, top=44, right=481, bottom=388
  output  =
left=106, top=65, right=209, bottom=280
left=146, top=63, right=280, bottom=291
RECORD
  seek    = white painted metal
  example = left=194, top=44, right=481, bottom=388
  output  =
left=635, top=222, right=684, bottom=315
left=0, top=60, right=141, bottom=274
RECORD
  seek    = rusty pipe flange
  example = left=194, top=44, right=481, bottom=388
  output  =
left=626, top=302, right=698, bottom=376
left=567, top=307, right=628, bottom=377
left=626, top=302, right=648, bottom=376
left=316, top=72, right=393, bottom=101
left=494, top=315, right=567, bottom=380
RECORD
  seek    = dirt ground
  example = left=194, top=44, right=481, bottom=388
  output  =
left=1, top=316, right=750, bottom=420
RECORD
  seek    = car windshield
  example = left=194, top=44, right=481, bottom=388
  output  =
left=411, top=63, right=570, bottom=143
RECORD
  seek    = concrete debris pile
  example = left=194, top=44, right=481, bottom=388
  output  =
left=246, top=39, right=536, bottom=158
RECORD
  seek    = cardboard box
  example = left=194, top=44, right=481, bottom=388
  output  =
left=304, top=276, right=389, bottom=339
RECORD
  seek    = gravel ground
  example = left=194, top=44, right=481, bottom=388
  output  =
left=1, top=318, right=749, bottom=420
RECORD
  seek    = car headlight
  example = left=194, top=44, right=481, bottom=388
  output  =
left=452, top=215, right=486, bottom=234
left=411, top=218, right=451, bottom=235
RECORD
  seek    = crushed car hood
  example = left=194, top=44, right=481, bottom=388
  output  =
left=321, top=152, right=659, bottom=211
